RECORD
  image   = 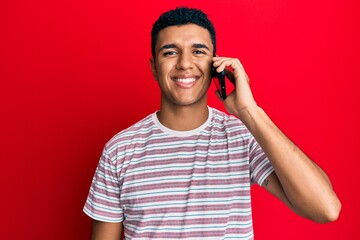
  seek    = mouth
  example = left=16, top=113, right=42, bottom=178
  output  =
left=171, top=75, right=199, bottom=88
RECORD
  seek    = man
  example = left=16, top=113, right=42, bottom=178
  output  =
left=84, top=7, right=341, bottom=239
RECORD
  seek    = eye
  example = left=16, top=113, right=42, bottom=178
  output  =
left=193, top=50, right=205, bottom=55
left=163, top=51, right=177, bottom=56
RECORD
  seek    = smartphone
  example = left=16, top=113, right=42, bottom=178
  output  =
left=212, top=67, right=226, bottom=100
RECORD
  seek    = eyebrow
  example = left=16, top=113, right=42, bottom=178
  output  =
left=193, top=43, right=210, bottom=50
left=159, top=44, right=177, bottom=51
left=159, top=43, right=210, bottom=52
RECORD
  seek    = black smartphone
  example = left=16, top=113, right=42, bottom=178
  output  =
left=212, top=67, right=226, bottom=100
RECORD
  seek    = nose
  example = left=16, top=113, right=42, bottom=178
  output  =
left=175, top=51, right=194, bottom=70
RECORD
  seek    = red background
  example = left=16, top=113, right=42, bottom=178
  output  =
left=1, top=0, right=359, bottom=239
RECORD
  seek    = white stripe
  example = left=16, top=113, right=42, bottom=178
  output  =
left=84, top=107, right=273, bottom=239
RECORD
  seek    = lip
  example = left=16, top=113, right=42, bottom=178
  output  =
left=171, top=75, right=199, bottom=88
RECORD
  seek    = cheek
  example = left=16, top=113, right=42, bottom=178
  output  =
left=197, top=58, right=212, bottom=71
left=157, top=61, right=173, bottom=77
left=200, top=62, right=212, bottom=78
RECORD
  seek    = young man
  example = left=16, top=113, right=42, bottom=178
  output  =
left=84, top=7, right=341, bottom=239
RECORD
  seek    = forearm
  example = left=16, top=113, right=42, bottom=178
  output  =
left=213, top=55, right=340, bottom=222
left=237, top=105, right=341, bottom=222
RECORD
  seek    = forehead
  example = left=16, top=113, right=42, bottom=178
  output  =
left=156, top=24, right=213, bottom=50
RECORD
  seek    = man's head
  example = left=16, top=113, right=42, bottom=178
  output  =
left=150, top=7, right=216, bottom=109
left=151, top=7, right=216, bottom=59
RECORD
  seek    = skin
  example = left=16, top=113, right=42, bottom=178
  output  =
left=212, top=56, right=341, bottom=222
left=91, top=221, right=122, bottom=240
left=92, top=23, right=341, bottom=239
left=151, top=24, right=214, bottom=131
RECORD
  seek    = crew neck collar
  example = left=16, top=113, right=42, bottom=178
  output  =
left=152, top=106, right=212, bottom=137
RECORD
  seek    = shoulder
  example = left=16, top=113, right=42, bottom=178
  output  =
left=103, top=113, right=158, bottom=155
left=210, top=107, right=248, bottom=131
left=208, top=107, right=254, bottom=147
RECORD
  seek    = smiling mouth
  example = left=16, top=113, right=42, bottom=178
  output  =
left=174, top=77, right=197, bottom=84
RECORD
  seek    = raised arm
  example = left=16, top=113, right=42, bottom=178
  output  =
left=212, top=57, right=341, bottom=223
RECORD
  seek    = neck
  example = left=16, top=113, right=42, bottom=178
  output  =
left=157, top=99, right=209, bottom=131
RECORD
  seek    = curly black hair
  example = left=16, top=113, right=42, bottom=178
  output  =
left=151, top=7, right=216, bottom=59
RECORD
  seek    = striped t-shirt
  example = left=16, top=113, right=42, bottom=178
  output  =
left=84, top=107, right=274, bottom=239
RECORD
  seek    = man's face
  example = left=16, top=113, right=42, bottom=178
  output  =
left=151, top=24, right=213, bottom=107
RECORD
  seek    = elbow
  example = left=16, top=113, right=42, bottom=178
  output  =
left=313, top=199, right=342, bottom=224
left=324, top=200, right=342, bottom=223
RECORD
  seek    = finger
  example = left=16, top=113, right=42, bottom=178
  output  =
left=224, top=68, right=235, bottom=85
left=225, top=60, right=249, bottom=81
left=213, top=58, right=249, bottom=83
left=218, top=59, right=241, bottom=73
left=212, top=57, right=232, bottom=71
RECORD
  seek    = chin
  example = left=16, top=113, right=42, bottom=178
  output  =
left=173, top=95, right=207, bottom=107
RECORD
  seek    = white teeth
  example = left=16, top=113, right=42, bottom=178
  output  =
left=175, top=78, right=196, bottom=83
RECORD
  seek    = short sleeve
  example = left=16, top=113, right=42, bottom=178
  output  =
left=83, top=149, right=124, bottom=222
left=249, top=135, right=274, bottom=186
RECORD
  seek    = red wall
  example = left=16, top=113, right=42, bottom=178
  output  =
left=1, top=0, right=359, bottom=239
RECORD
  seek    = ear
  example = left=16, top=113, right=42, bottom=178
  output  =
left=150, top=57, right=158, bottom=81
